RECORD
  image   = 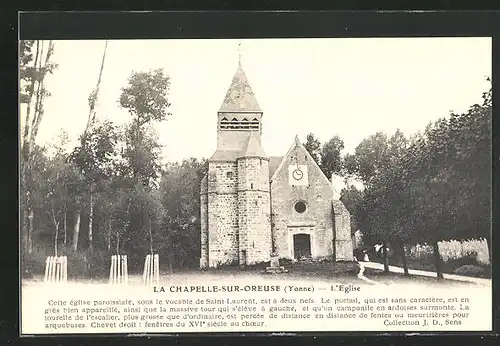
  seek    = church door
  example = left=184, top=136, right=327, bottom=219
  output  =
left=293, top=234, right=311, bottom=259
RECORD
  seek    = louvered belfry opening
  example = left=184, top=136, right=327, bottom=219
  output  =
left=219, top=117, right=260, bottom=131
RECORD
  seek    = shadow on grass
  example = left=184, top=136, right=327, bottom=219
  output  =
left=361, top=267, right=478, bottom=287
left=369, top=255, right=491, bottom=279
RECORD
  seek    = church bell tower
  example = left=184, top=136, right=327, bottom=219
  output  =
left=200, top=56, right=272, bottom=268
left=216, top=60, right=264, bottom=153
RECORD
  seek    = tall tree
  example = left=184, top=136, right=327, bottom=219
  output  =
left=70, top=120, right=119, bottom=252
left=343, top=153, right=359, bottom=179
left=320, top=135, right=345, bottom=178
left=73, top=40, right=109, bottom=253
left=113, top=68, right=172, bottom=266
left=304, top=133, right=322, bottom=167
left=20, top=40, right=58, bottom=253
left=160, top=158, right=207, bottom=269
left=119, top=68, right=172, bottom=127
left=448, top=85, right=492, bottom=260
left=118, top=68, right=171, bottom=186
left=83, top=40, right=108, bottom=137
left=19, top=40, right=35, bottom=104
left=402, top=83, right=493, bottom=276
left=119, top=124, right=163, bottom=187
left=348, top=132, right=389, bottom=185
left=43, top=152, right=76, bottom=257
left=340, top=184, right=363, bottom=233
left=348, top=130, right=410, bottom=273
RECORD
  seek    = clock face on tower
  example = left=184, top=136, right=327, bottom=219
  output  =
left=292, top=168, right=304, bottom=181
left=289, top=165, right=308, bottom=186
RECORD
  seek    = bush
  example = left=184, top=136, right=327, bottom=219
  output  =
left=67, top=249, right=109, bottom=280
left=21, top=247, right=48, bottom=279
left=446, top=251, right=478, bottom=267
left=279, top=258, right=294, bottom=266
left=453, top=265, right=485, bottom=278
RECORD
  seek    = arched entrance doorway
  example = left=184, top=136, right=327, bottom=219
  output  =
left=293, top=233, right=311, bottom=259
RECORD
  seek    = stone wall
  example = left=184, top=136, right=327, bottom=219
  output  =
left=237, top=190, right=271, bottom=265
left=206, top=161, right=239, bottom=267
left=237, top=157, right=272, bottom=265
left=332, top=200, right=354, bottom=261
left=208, top=162, right=238, bottom=193
left=200, top=175, right=209, bottom=268
left=271, top=143, right=334, bottom=260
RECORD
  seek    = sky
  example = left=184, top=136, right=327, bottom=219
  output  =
left=22, top=38, right=492, bottom=163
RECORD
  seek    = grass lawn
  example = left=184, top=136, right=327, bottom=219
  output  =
left=182, top=259, right=364, bottom=284
left=23, top=259, right=365, bottom=285
left=25, top=254, right=488, bottom=288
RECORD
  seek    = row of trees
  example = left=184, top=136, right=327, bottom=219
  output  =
left=304, top=81, right=492, bottom=278
left=20, top=41, right=208, bottom=277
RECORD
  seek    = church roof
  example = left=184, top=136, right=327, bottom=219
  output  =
left=240, top=131, right=266, bottom=158
left=209, top=149, right=241, bottom=161
left=209, top=132, right=267, bottom=161
left=210, top=151, right=281, bottom=180
left=268, top=156, right=283, bottom=178
left=219, top=63, right=262, bottom=113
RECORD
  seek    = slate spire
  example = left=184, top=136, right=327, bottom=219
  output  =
left=219, top=63, right=262, bottom=112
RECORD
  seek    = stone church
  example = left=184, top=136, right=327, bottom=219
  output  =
left=199, top=62, right=353, bottom=269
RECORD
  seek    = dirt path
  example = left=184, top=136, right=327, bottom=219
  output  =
left=356, top=264, right=379, bottom=285
left=360, top=261, right=491, bottom=286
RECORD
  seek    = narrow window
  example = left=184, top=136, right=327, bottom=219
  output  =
left=227, top=172, right=233, bottom=179
left=251, top=183, right=254, bottom=189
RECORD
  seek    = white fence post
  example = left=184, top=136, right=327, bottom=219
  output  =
left=109, top=254, right=128, bottom=285
left=44, top=256, right=68, bottom=284
left=143, top=254, right=160, bottom=286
